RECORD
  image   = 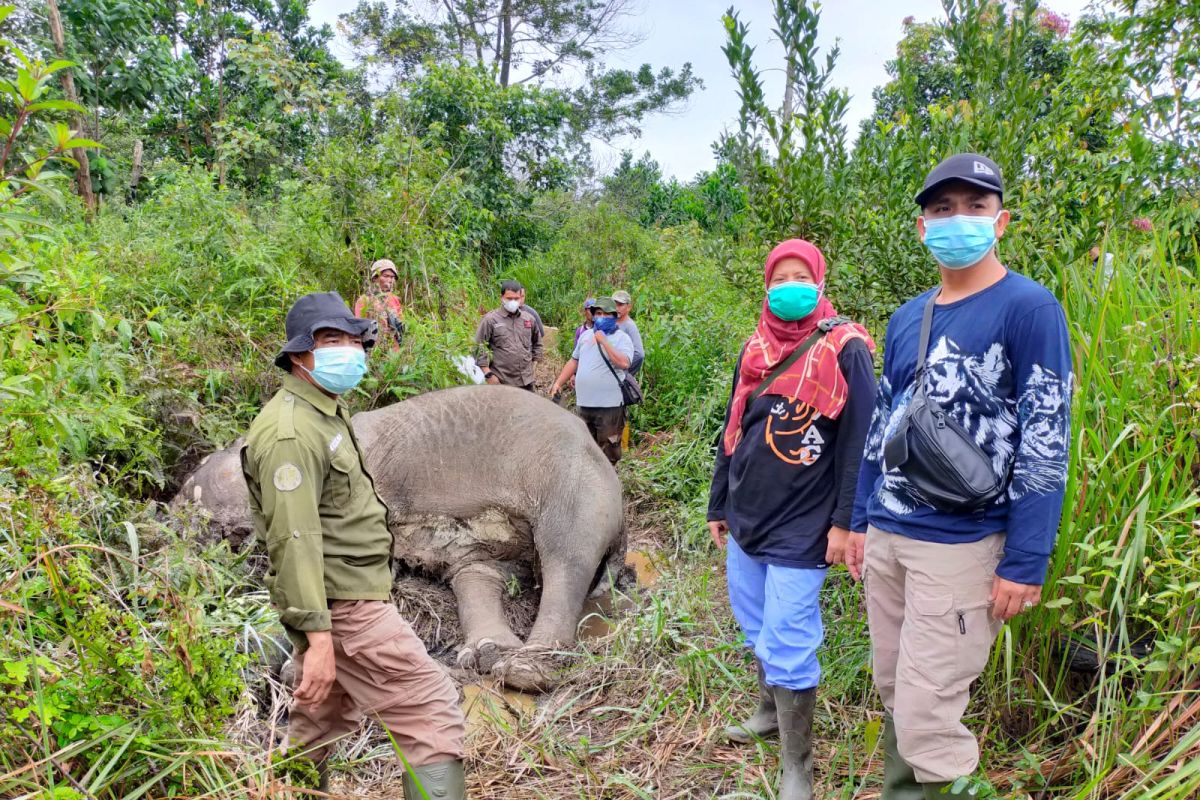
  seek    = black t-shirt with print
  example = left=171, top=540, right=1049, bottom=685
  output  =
left=708, top=338, right=876, bottom=568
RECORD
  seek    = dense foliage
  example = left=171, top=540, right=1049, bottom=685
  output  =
left=1, top=0, right=1197, bottom=797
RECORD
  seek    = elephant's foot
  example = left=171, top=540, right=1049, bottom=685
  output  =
left=491, top=645, right=563, bottom=693
left=455, top=633, right=523, bottom=672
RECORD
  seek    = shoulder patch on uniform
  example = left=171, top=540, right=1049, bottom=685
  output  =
left=329, top=433, right=343, bottom=453
left=273, top=463, right=303, bottom=492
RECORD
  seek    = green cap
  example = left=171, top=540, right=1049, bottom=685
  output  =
left=592, top=296, right=618, bottom=313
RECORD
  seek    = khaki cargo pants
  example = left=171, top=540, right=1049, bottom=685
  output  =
left=289, top=600, right=465, bottom=768
left=865, top=525, right=1004, bottom=783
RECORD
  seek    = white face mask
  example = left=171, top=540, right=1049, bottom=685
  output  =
left=502, top=299, right=520, bottom=313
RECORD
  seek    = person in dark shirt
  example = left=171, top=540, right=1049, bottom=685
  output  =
left=848, top=154, right=1072, bottom=799
left=707, top=239, right=876, bottom=800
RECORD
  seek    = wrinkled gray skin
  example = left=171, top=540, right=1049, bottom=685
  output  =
left=173, top=385, right=625, bottom=691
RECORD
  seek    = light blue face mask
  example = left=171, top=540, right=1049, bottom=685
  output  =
left=922, top=212, right=1002, bottom=269
left=304, top=345, right=368, bottom=394
left=767, top=281, right=822, bottom=321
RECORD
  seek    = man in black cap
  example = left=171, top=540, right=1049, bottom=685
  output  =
left=846, top=155, right=1073, bottom=798
left=241, top=292, right=466, bottom=798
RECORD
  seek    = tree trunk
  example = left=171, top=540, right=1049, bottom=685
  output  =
left=498, top=0, right=513, bottom=87
left=128, top=139, right=143, bottom=201
left=45, top=0, right=96, bottom=214
left=782, top=56, right=797, bottom=124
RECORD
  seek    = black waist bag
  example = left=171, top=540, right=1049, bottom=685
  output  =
left=882, top=292, right=1007, bottom=512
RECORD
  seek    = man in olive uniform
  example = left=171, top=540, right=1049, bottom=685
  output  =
left=241, top=292, right=466, bottom=798
left=475, top=279, right=543, bottom=389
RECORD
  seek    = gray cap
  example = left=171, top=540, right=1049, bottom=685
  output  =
left=274, top=292, right=377, bottom=370
left=592, top=296, right=618, bottom=314
left=612, top=290, right=632, bottom=304
left=915, top=153, right=1003, bottom=207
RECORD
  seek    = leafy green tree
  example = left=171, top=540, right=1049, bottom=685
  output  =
left=399, top=61, right=579, bottom=260
left=213, top=30, right=346, bottom=186
left=602, top=150, right=664, bottom=217
left=341, top=0, right=701, bottom=139
left=601, top=150, right=746, bottom=233
left=0, top=21, right=97, bottom=278
left=51, top=0, right=189, bottom=134
left=721, top=0, right=849, bottom=247
left=119, top=0, right=353, bottom=187
left=1094, top=0, right=1200, bottom=191
left=863, top=4, right=1073, bottom=140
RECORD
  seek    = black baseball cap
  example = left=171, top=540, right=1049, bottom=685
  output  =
left=915, top=153, right=1004, bottom=207
left=274, top=292, right=378, bottom=370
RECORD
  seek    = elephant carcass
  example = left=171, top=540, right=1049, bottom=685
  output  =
left=171, top=384, right=626, bottom=691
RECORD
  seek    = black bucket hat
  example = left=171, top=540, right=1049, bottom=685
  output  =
left=274, top=292, right=378, bottom=371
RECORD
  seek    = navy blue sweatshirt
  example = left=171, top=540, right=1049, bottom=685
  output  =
left=708, top=338, right=876, bottom=568
left=851, top=271, right=1073, bottom=585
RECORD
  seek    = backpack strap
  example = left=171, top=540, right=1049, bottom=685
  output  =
left=818, top=315, right=854, bottom=332
left=745, top=319, right=841, bottom=411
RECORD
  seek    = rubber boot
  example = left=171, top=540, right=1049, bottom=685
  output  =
left=881, top=715, right=923, bottom=800
left=773, top=686, right=816, bottom=800
left=725, top=659, right=778, bottom=743
left=923, top=780, right=981, bottom=799
left=403, top=759, right=466, bottom=800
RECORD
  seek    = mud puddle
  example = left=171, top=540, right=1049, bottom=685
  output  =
left=461, top=680, right=538, bottom=735
left=577, top=549, right=660, bottom=639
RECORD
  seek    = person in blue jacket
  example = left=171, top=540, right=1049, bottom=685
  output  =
left=708, top=239, right=876, bottom=800
left=846, top=154, right=1073, bottom=799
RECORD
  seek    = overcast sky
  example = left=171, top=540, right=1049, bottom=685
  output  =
left=308, top=0, right=1097, bottom=181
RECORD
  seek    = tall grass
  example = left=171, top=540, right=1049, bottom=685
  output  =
left=987, top=238, right=1200, bottom=798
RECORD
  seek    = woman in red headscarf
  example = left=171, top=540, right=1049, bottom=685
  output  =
left=707, top=239, right=876, bottom=800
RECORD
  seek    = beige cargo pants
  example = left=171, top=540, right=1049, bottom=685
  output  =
left=289, top=600, right=466, bottom=767
left=864, top=525, right=1004, bottom=783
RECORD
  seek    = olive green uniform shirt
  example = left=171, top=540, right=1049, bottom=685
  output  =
left=241, top=374, right=393, bottom=646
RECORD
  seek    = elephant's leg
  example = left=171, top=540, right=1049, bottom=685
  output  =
left=587, top=535, right=629, bottom=600
left=450, top=561, right=523, bottom=672
left=528, top=553, right=602, bottom=647
left=493, top=548, right=605, bottom=692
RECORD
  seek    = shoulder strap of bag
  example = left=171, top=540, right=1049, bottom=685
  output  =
left=745, top=319, right=844, bottom=410
left=596, top=335, right=625, bottom=387
left=915, top=291, right=938, bottom=379
left=882, top=297, right=937, bottom=471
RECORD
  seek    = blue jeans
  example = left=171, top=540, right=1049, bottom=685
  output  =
left=726, top=536, right=828, bottom=690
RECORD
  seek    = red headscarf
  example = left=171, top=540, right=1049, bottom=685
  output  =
left=722, top=239, right=875, bottom=456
